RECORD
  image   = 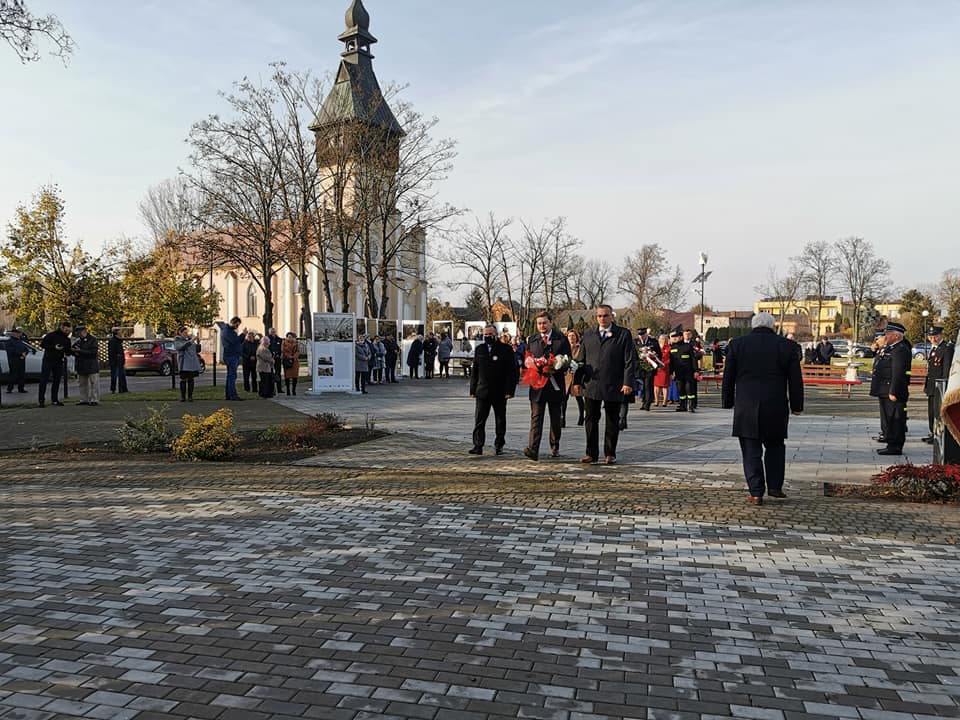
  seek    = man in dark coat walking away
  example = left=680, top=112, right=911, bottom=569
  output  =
left=468, top=324, right=518, bottom=455
left=571, top=304, right=637, bottom=465
left=722, top=312, right=804, bottom=505
left=873, top=321, right=911, bottom=456
left=522, top=311, right=572, bottom=461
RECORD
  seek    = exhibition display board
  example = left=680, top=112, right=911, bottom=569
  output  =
left=309, top=312, right=356, bottom=393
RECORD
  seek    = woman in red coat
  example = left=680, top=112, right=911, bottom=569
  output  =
left=654, top=334, right=671, bottom=406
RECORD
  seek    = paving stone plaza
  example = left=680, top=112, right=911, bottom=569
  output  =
left=1, top=381, right=959, bottom=719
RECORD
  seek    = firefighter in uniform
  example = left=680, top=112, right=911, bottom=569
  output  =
left=670, top=327, right=702, bottom=413
left=923, top=326, right=955, bottom=443
left=874, top=321, right=911, bottom=456
left=869, top=329, right=888, bottom=443
left=635, top=327, right=661, bottom=411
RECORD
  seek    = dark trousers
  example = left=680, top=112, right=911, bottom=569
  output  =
left=528, top=398, right=562, bottom=455
left=424, top=356, right=435, bottom=379
left=258, top=372, right=274, bottom=397
left=928, top=393, right=939, bottom=435
left=878, top=398, right=888, bottom=438
left=408, top=363, right=419, bottom=379
left=109, top=361, right=128, bottom=393
left=355, top=370, right=367, bottom=392
left=738, top=436, right=786, bottom=498
left=6, top=356, right=26, bottom=391
left=562, top=393, right=584, bottom=423
left=439, top=360, right=450, bottom=378
left=224, top=357, right=240, bottom=399
left=473, top=396, right=507, bottom=450
left=274, top=356, right=283, bottom=393
left=880, top=397, right=906, bottom=450
left=676, top=374, right=697, bottom=409
left=38, top=360, right=64, bottom=403
left=584, top=397, right=622, bottom=459
left=639, top=372, right=655, bottom=408
left=242, top=360, right=258, bottom=392
left=385, top=357, right=397, bottom=382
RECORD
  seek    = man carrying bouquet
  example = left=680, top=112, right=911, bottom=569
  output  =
left=522, top=311, right=573, bottom=461
left=571, top=304, right=637, bottom=465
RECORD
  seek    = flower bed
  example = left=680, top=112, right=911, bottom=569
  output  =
left=826, top=463, right=960, bottom=503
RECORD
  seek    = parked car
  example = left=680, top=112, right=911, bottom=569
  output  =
left=124, top=339, right=206, bottom=376
left=912, top=342, right=932, bottom=360
left=827, top=338, right=850, bottom=357
left=0, top=333, right=75, bottom=381
left=850, top=343, right=875, bottom=358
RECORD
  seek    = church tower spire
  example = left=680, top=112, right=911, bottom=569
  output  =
left=310, top=0, right=402, bottom=137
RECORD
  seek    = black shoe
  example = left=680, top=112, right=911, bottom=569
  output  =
left=76, top=401, right=89, bottom=406
left=877, top=448, right=903, bottom=456
left=468, top=446, right=482, bottom=455
left=38, top=400, right=45, bottom=408
left=560, top=418, right=566, bottom=428
left=688, top=408, right=696, bottom=413
left=872, top=436, right=886, bottom=443
left=618, top=419, right=627, bottom=430
left=577, top=417, right=584, bottom=426
left=523, top=447, right=539, bottom=461
left=921, top=435, right=934, bottom=443
left=768, top=491, right=787, bottom=498
left=495, top=447, right=504, bottom=456
left=643, top=404, right=651, bottom=411
left=676, top=406, right=686, bottom=412
left=52, top=401, right=64, bottom=406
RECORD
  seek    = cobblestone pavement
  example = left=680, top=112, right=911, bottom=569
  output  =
left=2, top=380, right=959, bottom=719
left=279, top=380, right=934, bottom=485
left=0, top=484, right=959, bottom=720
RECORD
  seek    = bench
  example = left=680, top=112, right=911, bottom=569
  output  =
left=802, top=363, right=862, bottom=397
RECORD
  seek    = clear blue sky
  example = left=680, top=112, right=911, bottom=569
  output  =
left=2, top=0, right=958, bottom=309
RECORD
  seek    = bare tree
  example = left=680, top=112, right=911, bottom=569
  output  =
left=754, top=264, right=805, bottom=332
left=1, top=0, right=73, bottom=64
left=792, top=240, right=835, bottom=337
left=183, top=78, right=286, bottom=332
left=569, top=257, right=614, bottom=310
left=938, top=268, right=960, bottom=341
left=353, top=97, right=461, bottom=319
left=618, top=243, right=685, bottom=313
left=835, top=236, right=890, bottom=341
left=440, top=213, right=511, bottom=319
left=139, top=178, right=199, bottom=247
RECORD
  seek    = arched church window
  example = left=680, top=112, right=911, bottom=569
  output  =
left=246, top=284, right=258, bottom=318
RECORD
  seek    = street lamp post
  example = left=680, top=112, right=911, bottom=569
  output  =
left=922, top=310, right=930, bottom=358
left=691, top=253, right=712, bottom=337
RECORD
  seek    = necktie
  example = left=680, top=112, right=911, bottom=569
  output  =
left=543, top=334, right=549, bottom=345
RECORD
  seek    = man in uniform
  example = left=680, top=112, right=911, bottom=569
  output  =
left=634, top=327, right=661, bottom=412
left=869, top=329, right=888, bottom=443
left=670, top=327, right=702, bottom=413
left=469, top=324, right=518, bottom=455
left=874, top=321, right=911, bottom=456
left=923, top=326, right=955, bottom=443
left=4, top=327, right=34, bottom=394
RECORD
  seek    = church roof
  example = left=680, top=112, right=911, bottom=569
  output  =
left=310, top=0, right=403, bottom=137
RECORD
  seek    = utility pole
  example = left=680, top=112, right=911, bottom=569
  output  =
left=692, top=253, right=712, bottom=336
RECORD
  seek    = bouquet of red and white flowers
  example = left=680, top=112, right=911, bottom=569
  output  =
left=638, top=345, right=665, bottom=372
left=522, top=352, right=576, bottom=390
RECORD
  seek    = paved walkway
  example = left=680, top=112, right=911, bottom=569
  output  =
left=2, top=378, right=959, bottom=719
left=280, top=379, right=931, bottom=486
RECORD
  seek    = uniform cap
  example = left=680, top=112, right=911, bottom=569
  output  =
left=927, top=326, right=944, bottom=336
left=636, top=327, right=648, bottom=335
left=874, top=330, right=885, bottom=338
left=74, top=325, right=86, bottom=332
left=669, top=324, right=682, bottom=337
left=885, top=321, right=906, bottom=334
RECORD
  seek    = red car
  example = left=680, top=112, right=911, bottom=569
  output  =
left=124, top=339, right=206, bottom=376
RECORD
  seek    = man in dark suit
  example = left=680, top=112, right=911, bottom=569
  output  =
left=874, top=321, right=911, bottom=456
left=469, top=324, right=519, bottom=455
left=522, top=311, right=572, bottom=460
left=722, top=312, right=804, bottom=505
left=571, top=304, right=637, bottom=465
left=923, top=326, right=955, bottom=443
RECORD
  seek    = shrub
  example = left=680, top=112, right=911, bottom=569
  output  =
left=118, top=405, right=173, bottom=453
left=272, top=412, right=346, bottom=448
left=871, top=463, right=960, bottom=502
left=257, top=425, right=283, bottom=443
left=172, top=408, right=241, bottom=461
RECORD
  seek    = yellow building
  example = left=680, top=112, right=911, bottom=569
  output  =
left=753, top=295, right=855, bottom=339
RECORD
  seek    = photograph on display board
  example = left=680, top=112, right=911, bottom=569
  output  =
left=313, top=315, right=354, bottom=342
left=379, top=320, right=398, bottom=341
left=402, top=321, right=424, bottom=340
left=356, top=317, right=367, bottom=337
